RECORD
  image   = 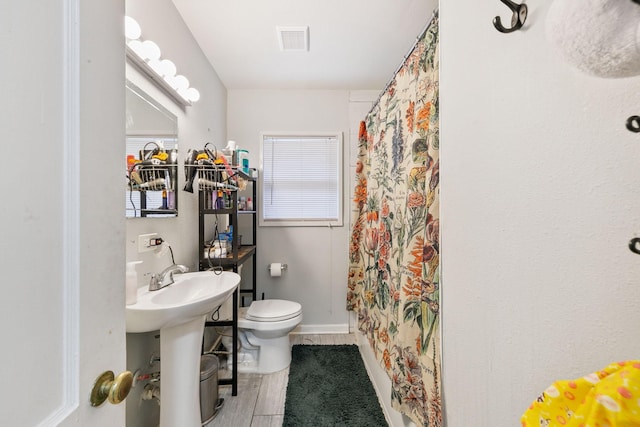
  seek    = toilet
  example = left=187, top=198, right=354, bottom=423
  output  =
left=235, top=299, right=302, bottom=374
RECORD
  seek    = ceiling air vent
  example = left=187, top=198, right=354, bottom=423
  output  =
left=276, top=26, right=309, bottom=52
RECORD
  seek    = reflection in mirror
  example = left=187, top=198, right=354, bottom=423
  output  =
left=126, top=80, right=179, bottom=218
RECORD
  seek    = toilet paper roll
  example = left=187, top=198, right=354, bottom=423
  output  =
left=270, top=263, right=282, bottom=277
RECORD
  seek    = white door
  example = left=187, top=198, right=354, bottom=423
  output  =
left=1, top=1, right=127, bottom=425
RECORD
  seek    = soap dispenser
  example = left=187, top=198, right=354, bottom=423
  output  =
left=126, top=261, right=143, bottom=305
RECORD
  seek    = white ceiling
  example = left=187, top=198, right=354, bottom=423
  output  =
left=172, top=0, right=435, bottom=90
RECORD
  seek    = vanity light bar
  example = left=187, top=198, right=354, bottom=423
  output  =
left=125, top=16, right=200, bottom=107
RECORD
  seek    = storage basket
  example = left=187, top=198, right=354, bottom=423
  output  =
left=196, top=165, right=238, bottom=192
left=197, top=165, right=223, bottom=191
left=137, top=165, right=172, bottom=191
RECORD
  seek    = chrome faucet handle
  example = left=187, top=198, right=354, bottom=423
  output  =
left=149, top=274, right=162, bottom=291
left=164, top=271, right=177, bottom=287
left=149, top=264, right=189, bottom=291
left=173, top=264, right=189, bottom=274
left=165, top=265, right=188, bottom=285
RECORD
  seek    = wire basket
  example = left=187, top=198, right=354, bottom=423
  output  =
left=136, top=165, right=172, bottom=191
left=197, top=165, right=238, bottom=191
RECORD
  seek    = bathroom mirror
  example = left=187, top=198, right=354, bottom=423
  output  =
left=125, top=80, right=179, bottom=218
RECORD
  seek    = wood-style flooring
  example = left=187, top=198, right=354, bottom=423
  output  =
left=205, top=333, right=358, bottom=427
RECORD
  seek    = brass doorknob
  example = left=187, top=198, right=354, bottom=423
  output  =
left=90, top=370, right=133, bottom=406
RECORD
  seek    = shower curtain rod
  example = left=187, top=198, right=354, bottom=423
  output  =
left=369, top=8, right=439, bottom=114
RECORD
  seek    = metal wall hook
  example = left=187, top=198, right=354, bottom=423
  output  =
left=626, top=116, right=640, bottom=133
left=493, top=0, right=528, bottom=33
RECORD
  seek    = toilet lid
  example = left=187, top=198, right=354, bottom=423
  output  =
left=246, top=299, right=302, bottom=322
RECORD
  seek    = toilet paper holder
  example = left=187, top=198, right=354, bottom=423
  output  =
left=267, top=263, right=288, bottom=271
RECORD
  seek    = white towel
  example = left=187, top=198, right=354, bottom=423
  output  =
left=546, top=0, right=640, bottom=78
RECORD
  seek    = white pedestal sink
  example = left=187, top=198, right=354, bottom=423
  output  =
left=126, top=270, right=240, bottom=427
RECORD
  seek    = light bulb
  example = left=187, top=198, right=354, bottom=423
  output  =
left=125, top=16, right=141, bottom=40
left=177, top=88, right=190, bottom=101
left=128, top=39, right=145, bottom=58
left=141, top=40, right=161, bottom=61
left=159, top=59, right=176, bottom=77
left=173, top=75, right=189, bottom=91
left=148, top=59, right=163, bottom=75
left=164, top=75, right=179, bottom=89
left=186, top=87, right=200, bottom=102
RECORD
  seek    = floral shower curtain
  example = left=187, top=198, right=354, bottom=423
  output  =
left=347, top=14, right=440, bottom=427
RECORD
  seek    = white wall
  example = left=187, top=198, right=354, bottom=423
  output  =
left=125, top=0, right=226, bottom=277
left=124, top=0, right=227, bottom=425
left=440, top=2, right=640, bottom=425
left=227, top=90, right=352, bottom=330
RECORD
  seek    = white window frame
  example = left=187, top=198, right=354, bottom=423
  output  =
left=260, top=131, right=343, bottom=227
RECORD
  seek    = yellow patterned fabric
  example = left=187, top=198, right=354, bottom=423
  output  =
left=521, top=361, right=640, bottom=427
left=347, top=14, right=440, bottom=427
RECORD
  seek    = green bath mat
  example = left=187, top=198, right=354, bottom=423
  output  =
left=283, top=345, right=388, bottom=426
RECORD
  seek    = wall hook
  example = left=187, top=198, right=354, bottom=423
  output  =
left=626, top=116, right=640, bottom=133
left=493, top=0, right=528, bottom=33
left=630, top=238, right=640, bottom=254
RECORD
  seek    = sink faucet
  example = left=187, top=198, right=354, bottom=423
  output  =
left=149, top=264, right=189, bottom=291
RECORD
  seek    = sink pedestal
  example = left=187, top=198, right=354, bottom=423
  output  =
left=159, top=315, right=206, bottom=427
left=125, top=271, right=240, bottom=426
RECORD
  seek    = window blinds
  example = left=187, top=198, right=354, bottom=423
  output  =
left=262, top=134, right=341, bottom=223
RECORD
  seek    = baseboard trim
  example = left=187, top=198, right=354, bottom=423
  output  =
left=292, top=324, right=350, bottom=334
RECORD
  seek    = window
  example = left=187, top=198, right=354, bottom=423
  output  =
left=261, top=133, right=343, bottom=227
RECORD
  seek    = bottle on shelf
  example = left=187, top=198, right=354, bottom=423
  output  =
left=216, top=190, right=224, bottom=209
left=161, top=190, right=168, bottom=209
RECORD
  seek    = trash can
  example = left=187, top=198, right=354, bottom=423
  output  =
left=200, top=354, right=220, bottom=425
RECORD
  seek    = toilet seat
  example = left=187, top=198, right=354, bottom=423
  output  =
left=235, top=299, right=303, bottom=373
left=245, top=299, right=302, bottom=322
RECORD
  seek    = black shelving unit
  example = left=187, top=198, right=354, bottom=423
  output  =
left=197, top=167, right=257, bottom=396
